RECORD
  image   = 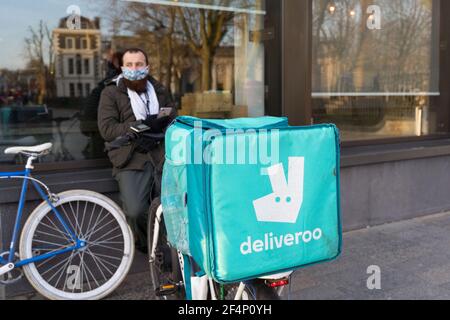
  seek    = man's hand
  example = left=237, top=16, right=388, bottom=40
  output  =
left=143, top=115, right=172, bottom=133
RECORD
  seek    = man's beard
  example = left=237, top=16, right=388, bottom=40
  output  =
left=123, top=78, right=148, bottom=93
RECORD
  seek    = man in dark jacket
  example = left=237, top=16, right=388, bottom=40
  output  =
left=98, top=48, right=176, bottom=253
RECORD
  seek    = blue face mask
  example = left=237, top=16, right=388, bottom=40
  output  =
left=121, top=66, right=149, bottom=81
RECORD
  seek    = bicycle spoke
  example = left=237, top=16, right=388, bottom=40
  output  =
left=56, top=250, right=79, bottom=290
left=46, top=249, right=89, bottom=293
left=83, top=203, right=97, bottom=240
left=83, top=207, right=110, bottom=240
left=83, top=204, right=99, bottom=240
left=80, top=251, right=100, bottom=289
left=84, top=217, right=117, bottom=242
left=33, top=245, right=67, bottom=252
left=41, top=217, right=71, bottom=242
left=82, top=207, right=108, bottom=240
left=79, top=201, right=89, bottom=239
left=35, top=244, right=73, bottom=268
left=89, top=239, right=124, bottom=245
left=40, top=251, right=77, bottom=279
left=33, top=238, right=69, bottom=248
left=88, top=225, right=121, bottom=244
left=59, top=203, right=78, bottom=239
left=87, top=250, right=123, bottom=262
left=86, top=249, right=122, bottom=269
left=79, top=250, right=91, bottom=293
left=35, top=229, right=70, bottom=242
left=88, top=242, right=123, bottom=253
left=68, top=201, right=82, bottom=238
left=85, top=248, right=110, bottom=281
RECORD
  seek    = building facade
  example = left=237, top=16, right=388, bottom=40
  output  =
left=53, top=16, right=102, bottom=98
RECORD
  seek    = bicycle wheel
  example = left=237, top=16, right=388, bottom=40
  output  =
left=19, top=190, right=135, bottom=300
left=147, top=197, right=185, bottom=300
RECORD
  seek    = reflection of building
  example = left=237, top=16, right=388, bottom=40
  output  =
left=53, top=16, right=102, bottom=98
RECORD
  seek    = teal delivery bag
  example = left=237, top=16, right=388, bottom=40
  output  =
left=161, top=116, right=342, bottom=283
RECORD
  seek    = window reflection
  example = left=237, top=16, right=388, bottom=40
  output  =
left=312, top=0, right=440, bottom=141
left=0, top=0, right=266, bottom=165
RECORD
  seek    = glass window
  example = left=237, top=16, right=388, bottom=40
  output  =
left=76, top=55, right=82, bottom=75
left=66, top=37, right=74, bottom=49
left=81, top=38, right=88, bottom=49
left=77, top=83, right=83, bottom=97
left=84, top=58, right=90, bottom=75
left=312, top=0, right=441, bottom=141
left=69, top=83, right=75, bottom=97
left=68, top=58, right=74, bottom=74
left=0, top=0, right=267, bottom=166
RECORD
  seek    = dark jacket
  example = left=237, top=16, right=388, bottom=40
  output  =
left=98, top=75, right=176, bottom=177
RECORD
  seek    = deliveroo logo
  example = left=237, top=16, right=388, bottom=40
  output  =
left=241, top=157, right=322, bottom=255
left=253, top=157, right=304, bottom=224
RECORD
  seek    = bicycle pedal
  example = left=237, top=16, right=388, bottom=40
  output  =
left=155, top=283, right=182, bottom=297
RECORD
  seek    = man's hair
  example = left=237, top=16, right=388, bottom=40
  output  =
left=121, top=48, right=149, bottom=66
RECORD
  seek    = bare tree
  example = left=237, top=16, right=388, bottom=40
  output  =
left=121, top=3, right=183, bottom=92
left=102, top=0, right=257, bottom=92
left=177, top=5, right=235, bottom=91
left=24, top=20, right=55, bottom=104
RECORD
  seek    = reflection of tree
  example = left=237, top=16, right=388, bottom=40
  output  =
left=313, top=0, right=433, bottom=93
left=123, top=2, right=235, bottom=92
left=176, top=5, right=235, bottom=91
left=102, top=0, right=259, bottom=92
left=24, top=20, right=55, bottom=104
left=119, top=3, right=187, bottom=93
left=373, top=0, right=432, bottom=89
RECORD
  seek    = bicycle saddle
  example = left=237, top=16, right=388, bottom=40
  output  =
left=4, top=143, right=53, bottom=156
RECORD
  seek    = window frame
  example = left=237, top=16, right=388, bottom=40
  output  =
left=76, top=54, right=82, bottom=75
left=69, top=82, right=75, bottom=97
left=3, top=0, right=448, bottom=173
left=84, top=58, right=90, bottom=75
left=68, top=57, right=74, bottom=75
left=1, top=1, right=275, bottom=173
left=65, top=37, right=75, bottom=49
left=281, top=0, right=450, bottom=148
left=81, top=37, right=88, bottom=50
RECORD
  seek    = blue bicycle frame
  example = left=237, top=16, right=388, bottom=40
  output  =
left=0, top=168, right=82, bottom=268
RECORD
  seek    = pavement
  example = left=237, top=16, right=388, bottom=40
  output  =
left=8, top=211, right=450, bottom=300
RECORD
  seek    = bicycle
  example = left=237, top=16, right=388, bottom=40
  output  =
left=0, top=143, right=134, bottom=300
left=111, top=116, right=341, bottom=301
left=148, top=197, right=288, bottom=300
left=147, top=116, right=342, bottom=301
left=105, top=131, right=283, bottom=300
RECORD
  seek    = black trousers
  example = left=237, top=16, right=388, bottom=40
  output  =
left=115, top=161, right=154, bottom=251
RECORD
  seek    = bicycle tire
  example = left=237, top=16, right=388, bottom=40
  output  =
left=147, top=197, right=185, bottom=300
left=19, top=190, right=135, bottom=300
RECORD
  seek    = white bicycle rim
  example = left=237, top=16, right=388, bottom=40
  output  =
left=19, top=190, right=134, bottom=300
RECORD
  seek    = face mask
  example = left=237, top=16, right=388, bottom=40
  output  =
left=121, top=66, right=149, bottom=81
